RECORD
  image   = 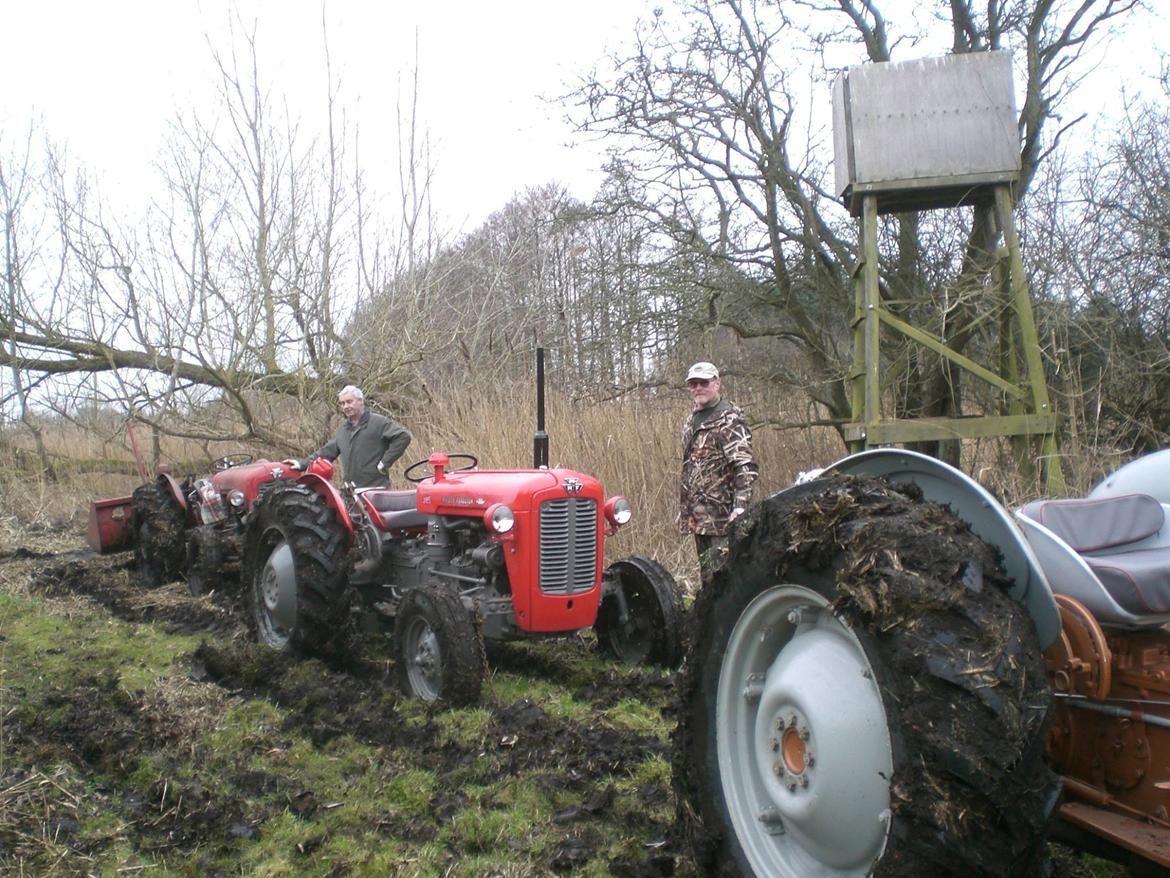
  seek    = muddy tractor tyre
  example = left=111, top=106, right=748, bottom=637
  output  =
left=243, top=482, right=350, bottom=655
left=673, top=475, right=1056, bottom=878
left=394, top=582, right=484, bottom=705
left=132, top=482, right=187, bottom=587
left=185, top=525, right=226, bottom=597
left=595, top=555, right=683, bottom=667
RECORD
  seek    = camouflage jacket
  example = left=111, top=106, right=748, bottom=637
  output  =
left=678, top=399, right=759, bottom=536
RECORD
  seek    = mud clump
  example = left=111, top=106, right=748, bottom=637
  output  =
left=29, top=555, right=240, bottom=636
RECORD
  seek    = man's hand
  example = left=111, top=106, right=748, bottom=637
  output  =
left=729, top=506, right=746, bottom=522
left=282, top=458, right=303, bottom=470
left=377, top=461, right=386, bottom=473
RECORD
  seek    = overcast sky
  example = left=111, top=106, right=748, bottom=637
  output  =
left=0, top=0, right=652, bottom=231
left=1, top=1, right=1166, bottom=235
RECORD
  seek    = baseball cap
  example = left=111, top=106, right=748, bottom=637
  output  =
left=686, top=362, right=719, bottom=381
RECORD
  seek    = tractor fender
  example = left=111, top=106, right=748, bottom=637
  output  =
left=1088, top=447, right=1170, bottom=502
left=158, top=472, right=188, bottom=514
left=823, top=448, right=1061, bottom=649
left=294, top=472, right=356, bottom=543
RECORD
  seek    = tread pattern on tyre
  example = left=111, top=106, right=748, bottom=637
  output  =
left=595, top=554, right=683, bottom=667
left=673, top=474, right=1057, bottom=878
left=243, top=482, right=350, bottom=655
left=394, top=582, right=484, bottom=705
left=186, top=525, right=226, bottom=596
left=132, top=481, right=187, bottom=585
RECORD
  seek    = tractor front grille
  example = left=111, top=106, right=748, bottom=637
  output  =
left=539, top=498, right=598, bottom=595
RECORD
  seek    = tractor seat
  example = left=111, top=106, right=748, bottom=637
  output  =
left=359, top=488, right=428, bottom=531
left=1019, top=494, right=1170, bottom=616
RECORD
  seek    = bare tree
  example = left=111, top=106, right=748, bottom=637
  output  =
left=0, top=124, right=61, bottom=477
left=0, top=17, right=433, bottom=457
left=1028, top=73, right=1170, bottom=454
left=574, top=0, right=1141, bottom=456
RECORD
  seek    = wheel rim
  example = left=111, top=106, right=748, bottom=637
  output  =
left=605, top=587, right=653, bottom=663
left=716, top=584, right=893, bottom=876
left=254, top=541, right=297, bottom=649
left=403, top=616, right=443, bottom=701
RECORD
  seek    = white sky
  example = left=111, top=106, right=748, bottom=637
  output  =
left=0, top=0, right=653, bottom=231
left=0, top=1, right=1166, bottom=235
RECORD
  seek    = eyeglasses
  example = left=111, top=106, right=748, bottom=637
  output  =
left=686, top=378, right=711, bottom=388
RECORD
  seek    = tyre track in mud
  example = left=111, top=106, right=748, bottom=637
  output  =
left=6, top=549, right=681, bottom=876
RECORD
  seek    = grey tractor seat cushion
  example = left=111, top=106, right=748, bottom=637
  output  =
left=359, top=488, right=428, bottom=530
left=1018, top=493, right=1164, bottom=552
left=1020, top=493, right=1170, bottom=615
left=1085, top=550, right=1170, bottom=615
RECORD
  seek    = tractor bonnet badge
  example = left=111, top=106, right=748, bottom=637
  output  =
left=564, top=477, right=582, bottom=494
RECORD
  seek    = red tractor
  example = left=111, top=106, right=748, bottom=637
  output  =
left=116, top=455, right=332, bottom=594
left=241, top=354, right=681, bottom=704
left=242, top=450, right=680, bottom=703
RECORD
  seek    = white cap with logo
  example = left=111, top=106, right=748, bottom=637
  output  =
left=686, top=361, right=719, bottom=381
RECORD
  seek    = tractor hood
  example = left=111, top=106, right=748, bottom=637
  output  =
left=211, top=459, right=294, bottom=498
left=416, top=467, right=604, bottom=515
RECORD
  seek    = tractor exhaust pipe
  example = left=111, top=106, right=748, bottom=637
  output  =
left=534, top=347, right=549, bottom=469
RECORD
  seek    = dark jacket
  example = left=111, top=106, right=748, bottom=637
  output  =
left=678, top=398, right=758, bottom=536
left=304, top=410, right=411, bottom=488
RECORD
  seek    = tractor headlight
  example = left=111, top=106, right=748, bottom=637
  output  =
left=605, top=496, right=632, bottom=527
left=485, top=503, right=515, bottom=534
left=228, top=489, right=246, bottom=508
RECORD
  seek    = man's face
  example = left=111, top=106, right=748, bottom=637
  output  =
left=687, top=376, right=721, bottom=409
left=339, top=392, right=364, bottom=422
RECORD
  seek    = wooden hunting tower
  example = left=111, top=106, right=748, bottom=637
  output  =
left=832, top=51, right=1063, bottom=491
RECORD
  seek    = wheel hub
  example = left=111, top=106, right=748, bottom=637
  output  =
left=405, top=619, right=443, bottom=701
left=717, top=584, right=894, bottom=876
left=780, top=720, right=809, bottom=776
left=256, top=541, right=297, bottom=646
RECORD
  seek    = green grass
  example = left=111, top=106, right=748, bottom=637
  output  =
left=0, top=557, right=1131, bottom=878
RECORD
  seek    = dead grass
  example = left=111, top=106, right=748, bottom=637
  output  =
left=0, top=387, right=844, bottom=594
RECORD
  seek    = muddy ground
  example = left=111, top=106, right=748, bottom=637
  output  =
left=0, top=538, right=1119, bottom=877
left=0, top=546, right=682, bottom=876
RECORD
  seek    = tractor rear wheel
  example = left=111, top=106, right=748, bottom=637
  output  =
left=595, top=555, right=682, bottom=667
left=394, top=583, right=483, bottom=705
left=132, top=482, right=187, bottom=587
left=243, top=482, right=349, bottom=655
left=673, top=475, right=1056, bottom=878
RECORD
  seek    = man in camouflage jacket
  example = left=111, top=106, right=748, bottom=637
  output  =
left=677, top=361, right=758, bottom=586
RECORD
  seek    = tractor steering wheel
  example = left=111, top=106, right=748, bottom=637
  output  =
left=214, top=453, right=254, bottom=471
left=403, top=453, right=479, bottom=483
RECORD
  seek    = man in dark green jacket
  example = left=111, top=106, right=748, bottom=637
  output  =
left=285, top=385, right=411, bottom=488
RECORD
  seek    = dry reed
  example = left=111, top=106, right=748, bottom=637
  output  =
left=0, top=385, right=844, bottom=592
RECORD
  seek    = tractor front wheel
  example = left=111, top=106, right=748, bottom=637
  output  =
left=394, top=583, right=484, bottom=704
left=132, top=482, right=187, bottom=587
left=243, top=483, right=349, bottom=654
left=595, top=555, right=682, bottom=667
left=185, top=525, right=226, bottom=597
left=673, top=475, right=1056, bottom=878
